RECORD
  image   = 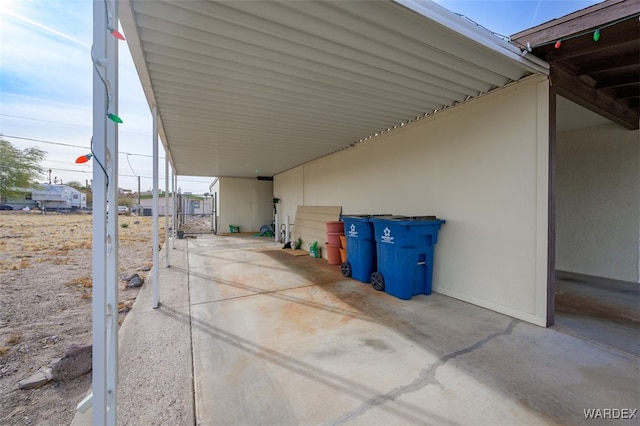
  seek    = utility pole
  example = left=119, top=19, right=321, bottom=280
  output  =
left=137, top=175, right=141, bottom=215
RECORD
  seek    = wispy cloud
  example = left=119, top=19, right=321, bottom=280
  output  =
left=530, top=0, right=542, bottom=28
left=3, top=9, right=90, bottom=48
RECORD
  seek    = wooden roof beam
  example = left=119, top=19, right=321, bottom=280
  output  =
left=595, top=73, right=640, bottom=89
left=615, top=85, right=640, bottom=100
left=576, top=55, right=638, bottom=75
left=551, top=65, right=639, bottom=130
left=543, top=26, right=638, bottom=62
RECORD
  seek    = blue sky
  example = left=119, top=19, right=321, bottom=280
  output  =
left=432, top=0, right=601, bottom=37
left=0, top=0, right=213, bottom=193
left=0, top=0, right=601, bottom=193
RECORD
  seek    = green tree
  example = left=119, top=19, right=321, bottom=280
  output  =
left=0, top=139, right=46, bottom=200
left=66, top=180, right=86, bottom=191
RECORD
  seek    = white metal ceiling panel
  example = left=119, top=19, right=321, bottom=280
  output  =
left=119, top=0, right=548, bottom=178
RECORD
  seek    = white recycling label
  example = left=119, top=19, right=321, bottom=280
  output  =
left=348, top=223, right=358, bottom=238
left=380, top=227, right=394, bottom=244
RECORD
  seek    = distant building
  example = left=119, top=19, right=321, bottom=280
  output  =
left=31, top=184, right=87, bottom=211
left=1, top=188, right=38, bottom=210
left=134, top=193, right=208, bottom=216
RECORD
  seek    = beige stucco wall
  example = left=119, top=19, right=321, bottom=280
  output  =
left=556, top=123, right=640, bottom=283
left=138, top=197, right=174, bottom=216
left=216, top=177, right=274, bottom=234
left=275, top=76, right=550, bottom=326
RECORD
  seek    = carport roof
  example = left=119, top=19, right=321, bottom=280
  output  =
left=119, top=0, right=548, bottom=178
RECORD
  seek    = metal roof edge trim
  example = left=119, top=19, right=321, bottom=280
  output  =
left=393, top=0, right=550, bottom=75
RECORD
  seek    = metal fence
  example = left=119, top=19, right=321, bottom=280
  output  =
left=176, top=194, right=215, bottom=234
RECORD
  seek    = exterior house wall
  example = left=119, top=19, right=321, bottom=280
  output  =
left=180, top=196, right=207, bottom=216
left=136, top=194, right=210, bottom=216
left=137, top=196, right=175, bottom=216
left=275, top=76, right=550, bottom=326
left=215, top=177, right=274, bottom=234
left=556, top=123, right=639, bottom=283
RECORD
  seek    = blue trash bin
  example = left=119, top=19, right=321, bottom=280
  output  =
left=370, top=217, right=445, bottom=300
left=340, top=215, right=378, bottom=283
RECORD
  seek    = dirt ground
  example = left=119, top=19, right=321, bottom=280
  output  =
left=0, top=212, right=164, bottom=426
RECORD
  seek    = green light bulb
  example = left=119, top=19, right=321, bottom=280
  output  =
left=107, top=113, right=123, bottom=123
left=593, top=29, right=600, bottom=42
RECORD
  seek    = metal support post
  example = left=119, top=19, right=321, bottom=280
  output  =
left=165, top=156, right=170, bottom=267
left=152, top=107, right=160, bottom=309
left=104, top=0, right=119, bottom=421
left=87, top=0, right=119, bottom=423
left=172, top=173, right=177, bottom=249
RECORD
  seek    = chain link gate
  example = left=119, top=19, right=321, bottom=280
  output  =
left=176, top=194, right=215, bottom=235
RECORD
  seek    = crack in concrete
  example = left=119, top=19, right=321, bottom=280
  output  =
left=328, top=319, right=518, bottom=425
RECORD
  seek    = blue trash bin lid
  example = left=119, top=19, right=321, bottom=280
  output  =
left=340, top=214, right=394, bottom=221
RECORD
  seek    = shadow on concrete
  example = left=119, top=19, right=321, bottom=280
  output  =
left=185, top=235, right=640, bottom=424
left=161, top=303, right=456, bottom=425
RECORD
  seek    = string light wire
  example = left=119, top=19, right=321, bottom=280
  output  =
left=90, top=45, right=122, bottom=124
left=104, top=0, right=126, bottom=40
left=450, top=7, right=640, bottom=52
left=453, top=12, right=511, bottom=42
left=514, top=12, right=640, bottom=51
left=91, top=45, right=112, bottom=122
left=125, top=153, right=137, bottom=176
left=90, top=137, right=109, bottom=188
left=1, top=134, right=164, bottom=160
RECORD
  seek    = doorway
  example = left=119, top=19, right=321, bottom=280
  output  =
left=552, top=95, right=639, bottom=355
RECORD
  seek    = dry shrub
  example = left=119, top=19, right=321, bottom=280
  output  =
left=0, top=346, right=10, bottom=356
left=19, top=242, right=50, bottom=253
left=68, top=275, right=93, bottom=288
left=67, top=240, right=91, bottom=250
left=7, top=259, right=31, bottom=270
left=1, top=214, right=161, bottom=272
left=6, top=331, right=23, bottom=345
left=56, top=240, right=89, bottom=252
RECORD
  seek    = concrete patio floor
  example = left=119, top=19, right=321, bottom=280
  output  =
left=554, top=273, right=640, bottom=356
left=73, top=234, right=639, bottom=425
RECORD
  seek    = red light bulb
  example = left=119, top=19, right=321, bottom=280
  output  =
left=111, top=29, right=125, bottom=41
left=75, top=154, right=92, bottom=164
